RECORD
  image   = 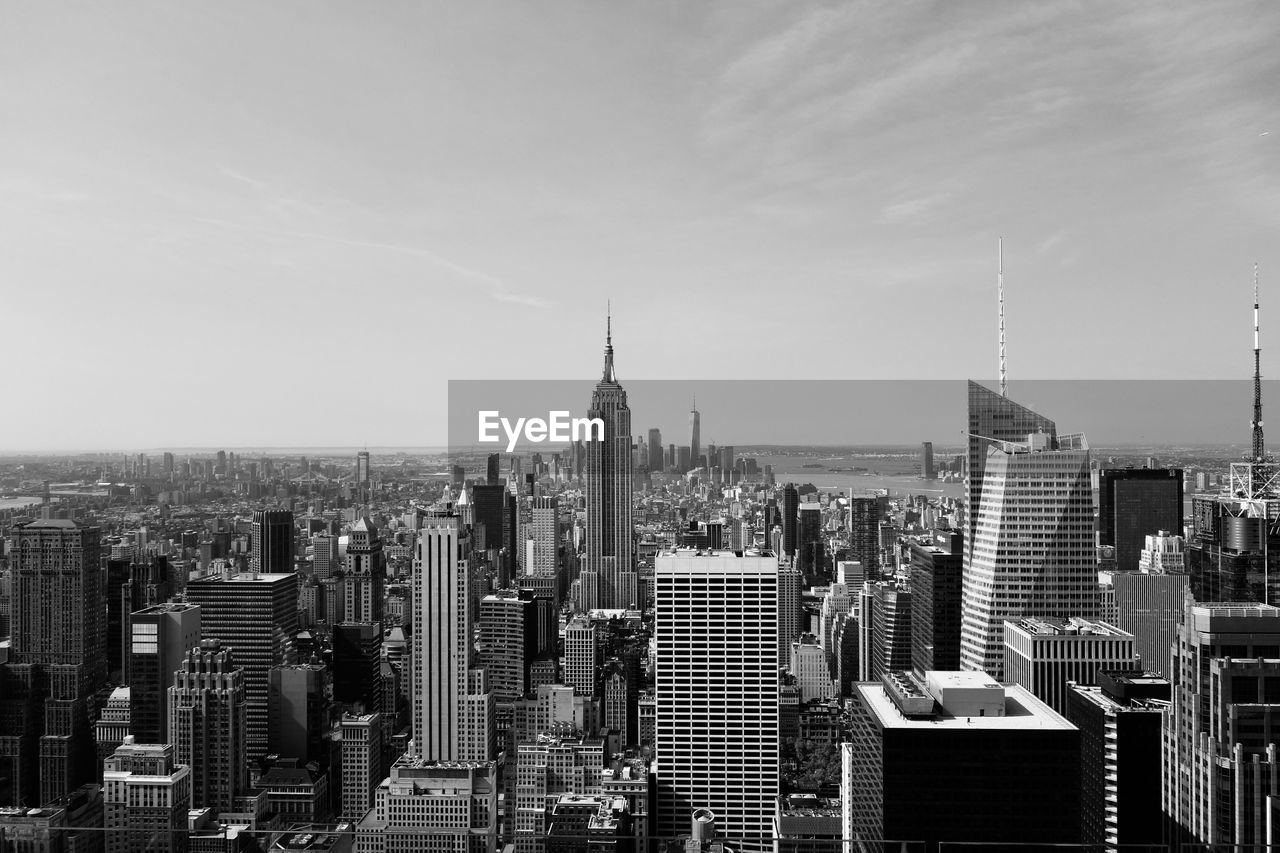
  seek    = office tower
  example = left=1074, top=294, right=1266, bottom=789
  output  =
left=451, top=465, right=466, bottom=488
left=833, top=613, right=860, bottom=696
left=268, top=662, right=330, bottom=766
left=355, top=757, right=498, bottom=853
left=333, top=622, right=383, bottom=714
left=921, top=441, right=935, bottom=480
left=647, top=429, right=663, bottom=471
left=471, top=483, right=509, bottom=564
left=718, top=446, right=734, bottom=479
left=411, top=515, right=493, bottom=762
left=186, top=569, right=299, bottom=762
left=1066, top=671, right=1170, bottom=852
left=655, top=549, right=778, bottom=849
left=1097, top=468, right=1183, bottom=571
left=0, top=518, right=105, bottom=806
left=103, top=741, right=191, bottom=853
left=121, top=555, right=174, bottom=682
left=818, top=583, right=854, bottom=655
left=960, top=430, right=1097, bottom=679
left=312, top=533, right=340, bottom=580
left=514, top=734, right=605, bottom=853
left=1002, top=617, right=1139, bottom=715
left=847, top=496, right=881, bottom=578
left=676, top=446, right=691, bottom=473
left=250, top=509, right=294, bottom=573
left=169, top=640, right=248, bottom=813
left=487, top=452, right=501, bottom=486
left=342, top=517, right=385, bottom=624
left=869, top=583, right=912, bottom=681
left=479, top=591, right=536, bottom=703
left=129, top=602, right=202, bottom=745
left=1108, top=531, right=1190, bottom=678
left=339, top=712, right=382, bottom=822
left=688, top=400, right=700, bottom=473
left=847, top=670, right=1081, bottom=851
left=781, top=484, right=799, bottom=560
left=527, top=496, right=558, bottom=578
left=965, top=380, right=1056, bottom=552
left=1164, top=600, right=1280, bottom=846
left=106, top=557, right=132, bottom=680
left=908, top=529, right=963, bottom=675
left=601, top=658, right=638, bottom=745
left=564, top=616, right=600, bottom=699
left=789, top=635, right=835, bottom=702
left=584, top=315, right=636, bottom=609
left=356, top=450, right=371, bottom=485
left=795, top=504, right=823, bottom=575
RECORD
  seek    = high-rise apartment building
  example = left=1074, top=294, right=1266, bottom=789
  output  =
left=960, top=430, right=1097, bottom=679
left=250, top=509, right=294, bottom=573
left=1097, top=468, right=1183, bottom=572
left=186, top=570, right=299, bottom=762
left=312, top=533, right=340, bottom=580
left=168, top=640, right=248, bottom=813
left=102, top=740, right=191, bottom=853
left=479, top=591, right=536, bottom=703
left=0, top=518, right=105, bottom=806
left=1002, top=617, right=1139, bottom=716
left=584, top=317, right=635, bottom=609
left=411, top=515, right=493, bottom=762
left=128, top=602, right=202, bottom=745
left=869, top=583, right=912, bottom=681
left=655, top=549, right=778, bottom=849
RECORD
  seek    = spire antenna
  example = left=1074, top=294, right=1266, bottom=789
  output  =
left=601, top=302, right=616, bottom=383
left=1254, top=263, right=1265, bottom=463
left=998, top=237, right=1007, bottom=397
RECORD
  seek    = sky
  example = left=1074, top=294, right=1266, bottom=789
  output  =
left=2, top=1, right=1278, bottom=449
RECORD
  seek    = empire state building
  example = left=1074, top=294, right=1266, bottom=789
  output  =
left=584, top=314, right=636, bottom=609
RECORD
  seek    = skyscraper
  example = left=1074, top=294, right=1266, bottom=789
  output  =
left=688, top=400, right=700, bottom=474
left=1097, top=467, right=1183, bottom=572
left=479, top=591, right=536, bottom=703
left=186, top=569, right=299, bottom=762
left=0, top=518, right=105, bottom=806
left=102, top=741, right=191, bottom=853
left=526, top=495, right=558, bottom=578
left=795, top=503, right=823, bottom=576
left=847, top=496, right=881, bottom=578
left=908, top=529, right=963, bottom=675
left=128, top=602, right=202, bottom=746
left=487, top=452, right=501, bottom=486
left=168, top=640, right=248, bottom=813
left=781, top=484, right=799, bottom=561
left=412, top=514, right=493, bottom=762
left=965, top=381, right=1056, bottom=567
left=1002, top=616, right=1139, bottom=716
left=655, top=548, right=778, bottom=849
left=250, top=508, right=294, bottom=573
left=921, top=441, right=935, bottom=480
left=960, top=430, right=1097, bottom=679
left=1163, top=599, right=1280, bottom=846
left=564, top=616, right=600, bottom=699
left=356, top=450, right=371, bottom=484
left=647, top=428, right=663, bottom=471
left=585, top=314, right=635, bottom=609
left=342, top=516, right=385, bottom=624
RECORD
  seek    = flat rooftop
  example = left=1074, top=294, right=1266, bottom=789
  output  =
left=1007, top=616, right=1132, bottom=637
left=856, top=681, right=1075, bottom=731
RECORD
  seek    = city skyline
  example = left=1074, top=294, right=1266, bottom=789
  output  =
left=3, top=2, right=1278, bottom=449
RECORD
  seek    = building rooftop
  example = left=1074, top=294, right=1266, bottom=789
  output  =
left=778, top=794, right=841, bottom=817
left=857, top=679, right=1075, bottom=731
left=1007, top=616, right=1132, bottom=637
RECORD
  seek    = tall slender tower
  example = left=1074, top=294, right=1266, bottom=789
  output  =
left=1254, top=262, right=1265, bottom=464
left=412, top=514, right=493, bottom=761
left=998, top=236, right=1007, bottom=398
left=689, top=398, right=701, bottom=470
left=585, top=311, right=636, bottom=609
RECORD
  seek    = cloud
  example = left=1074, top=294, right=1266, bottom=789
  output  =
left=878, top=192, right=950, bottom=225
left=1037, top=230, right=1069, bottom=254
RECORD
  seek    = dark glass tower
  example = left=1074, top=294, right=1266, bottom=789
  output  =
left=585, top=314, right=635, bottom=609
left=250, top=508, right=294, bottom=573
left=781, top=484, right=799, bottom=560
left=1097, top=468, right=1183, bottom=571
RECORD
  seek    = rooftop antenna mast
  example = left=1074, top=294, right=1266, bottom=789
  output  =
left=1255, top=263, right=1265, bottom=463
left=999, top=237, right=1007, bottom=397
